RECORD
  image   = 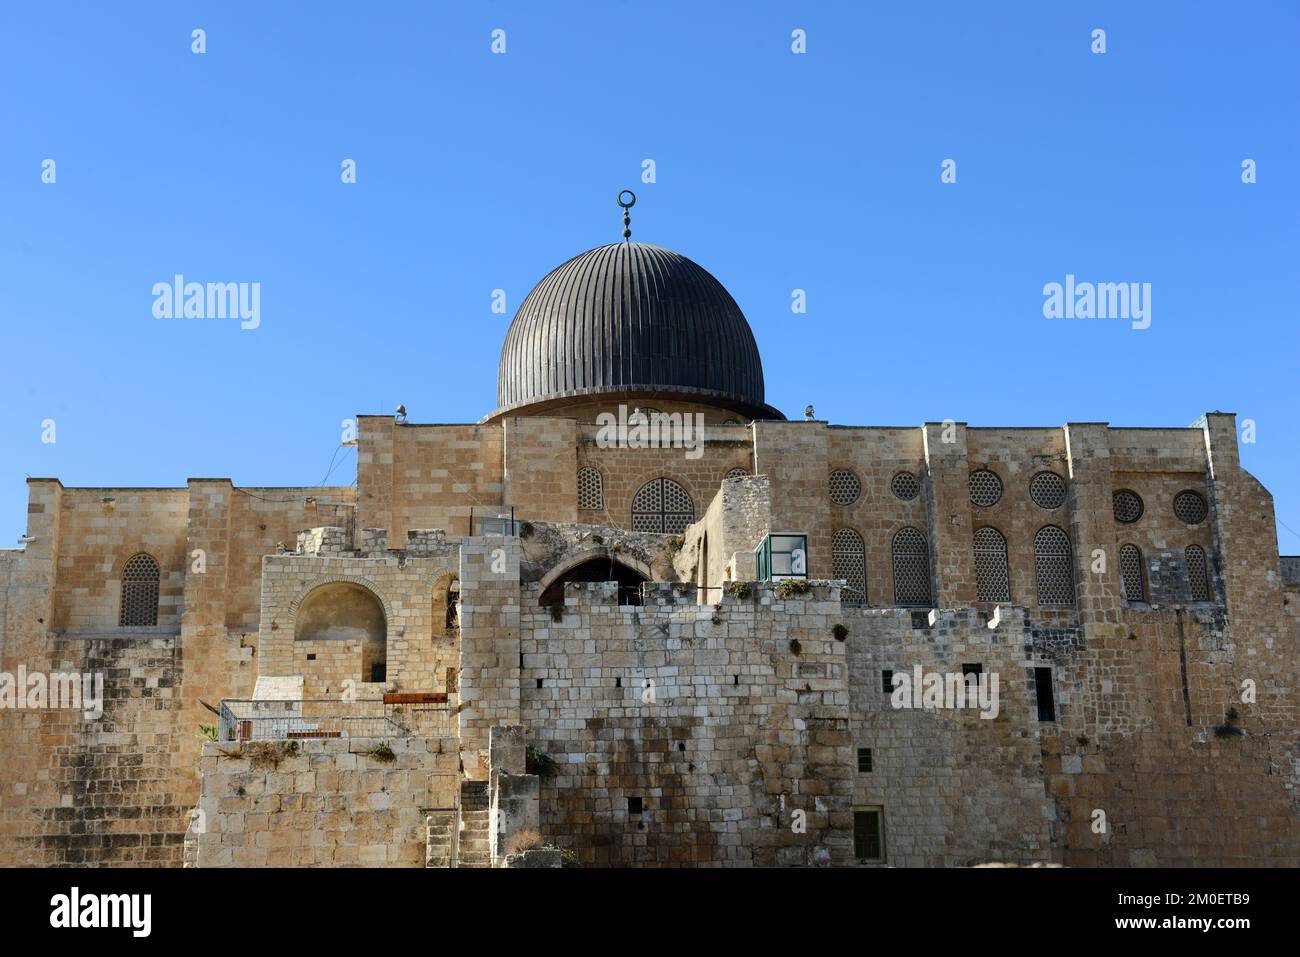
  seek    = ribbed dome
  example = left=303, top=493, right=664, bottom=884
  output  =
left=493, top=242, right=782, bottom=420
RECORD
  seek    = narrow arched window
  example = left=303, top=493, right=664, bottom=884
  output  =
left=577, top=467, right=603, bottom=510
left=892, top=527, right=931, bottom=606
left=1185, top=545, right=1211, bottom=601
left=631, top=478, right=694, bottom=534
left=1119, top=544, right=1145, bottom=602
left=119, top=553, right=160, bottom=627
left=832, top=528, right=867, bottom=605
left=973, top=527, right=1010, bottom=602
left=1034, top=526, right=1074, bottom=605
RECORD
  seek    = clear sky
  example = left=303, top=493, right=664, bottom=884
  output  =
left=2, top=1, right=1297, bottom=550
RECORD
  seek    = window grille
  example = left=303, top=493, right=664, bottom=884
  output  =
left=969, top=469, right=1003, bottom=507
left=120, top=553, right=160, bottom=627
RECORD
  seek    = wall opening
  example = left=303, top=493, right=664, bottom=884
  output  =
left=539, top=557, right=649, bottom=607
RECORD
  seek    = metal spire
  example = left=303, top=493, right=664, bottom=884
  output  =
left=617, top=189, right=636, bottom=241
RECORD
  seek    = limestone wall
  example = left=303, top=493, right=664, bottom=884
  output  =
left=511, top=579, right=854, bottom=867
left=189, top=736, right=457, bottom=867
left=257, top=547, right=460, bottom=695
left=357, top=416, right=505, bottom=541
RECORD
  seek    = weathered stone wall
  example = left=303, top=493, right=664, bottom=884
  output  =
left=844, top=607, right=1054, bottom=866
left=456, top=536, right=521, bottom=776
left=503, top=416, right=578, bottom=525
left=0, top=634, right=192, bottom=866
left=357, top=416, right=505, bottom=541
left=513, top=580, right=854, bottom=867
left=678, top=474, right=771, bottom=600
left=257, top=544, right=460, bottom=695
left=189, top=736, right=457, bottom=867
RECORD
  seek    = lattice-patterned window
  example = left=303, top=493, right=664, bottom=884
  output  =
left=119, top=553, right=160, bottom=627
left=725, top=467, right=749, bottom=479
left=969, top=469, right=1003, bottom=507
left=829, top=469, right=861, bottom=506
left=1113, top=490, right=1144, bottom=524
left=832, top=528, right=868, bottom=605
left=891, top=471, right=920, bottom=501
left=973, top=527, right=1010, bottom=602
left=631, top=478, right=694, bottom=534
left=1030, top=471, right=1066, bottom=510
left=1185, top=545, right=1211, bottom=601
left=577, top=467, right=603, bottom=510
left=1034, top=526, right=1074, bottom=605
left=891, top=527, right=931, bottom=606
left=1119, top=544, right=1145, bottom=602
left=1174, top=490, right=1208, bottom=526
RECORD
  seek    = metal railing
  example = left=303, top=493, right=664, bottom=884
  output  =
left=217, top=698, right=453, bottom=742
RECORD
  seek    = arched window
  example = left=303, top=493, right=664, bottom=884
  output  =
left=891, top=527, right=931, bottom=607
left=577, top=467, right=603, bottom=510
left=725, top=467, right=749, bottom=479
left=1119, top=544, right=1145, bottom=602
left=1034, top=526, right=1074, bottom=605
left=445, top=579, right=460, bottom=630
left=119, top=553, right=160, bottom=627
left=1185, top=545, right=1211, bottom=601
left=973, top=527, right=1010, bottom=602
left=631, top=478, right=694, bottom=534
left=832, top=528, right=867, bottom=605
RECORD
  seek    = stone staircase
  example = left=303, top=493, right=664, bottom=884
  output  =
left=424, top=779, right=493, bottom=868
left=425, top=811, right=454, bottom=868
left=457, top=779, right=492, bottom=868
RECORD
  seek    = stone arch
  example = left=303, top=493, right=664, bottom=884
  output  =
left=427, top=568, right=459, bottom=636
left=537, top=547, right=653, bottom=606
left=288, top=575, right=396, bottom=624
left=291, top=578, right=391, bottom=682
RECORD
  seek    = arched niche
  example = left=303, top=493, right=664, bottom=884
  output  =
left=293, top=581, right=388, bottom=681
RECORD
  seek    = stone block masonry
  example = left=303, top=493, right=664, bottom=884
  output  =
left=189, top=736, right=458, bottom=867
left=503, top=579, right=855, bottom=867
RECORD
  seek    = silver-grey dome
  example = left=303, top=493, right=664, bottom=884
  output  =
left=493, top=242, right=782, bottom=420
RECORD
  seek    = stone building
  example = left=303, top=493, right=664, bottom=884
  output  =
left=1, top=225, right=1298, bottom=867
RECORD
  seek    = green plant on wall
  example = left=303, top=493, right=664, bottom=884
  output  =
left=526, top=745, right=558, bottom=777
left=777, top=579, right=812, bottom=599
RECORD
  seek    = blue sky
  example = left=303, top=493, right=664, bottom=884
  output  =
left=2, top=1, right=1297, bottom=549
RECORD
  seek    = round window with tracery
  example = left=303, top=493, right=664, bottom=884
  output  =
left=969, top=470, right=1003, bottom=508
left=891, top=471, right=920, bottom=501
left=1113, top=490, right=1144, bottom=524
left=1173, top=490, right=1208, bottom=525
left=829, top=469, right=861, bottom=506
left=1030, top=471, right=1066, bottom=510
